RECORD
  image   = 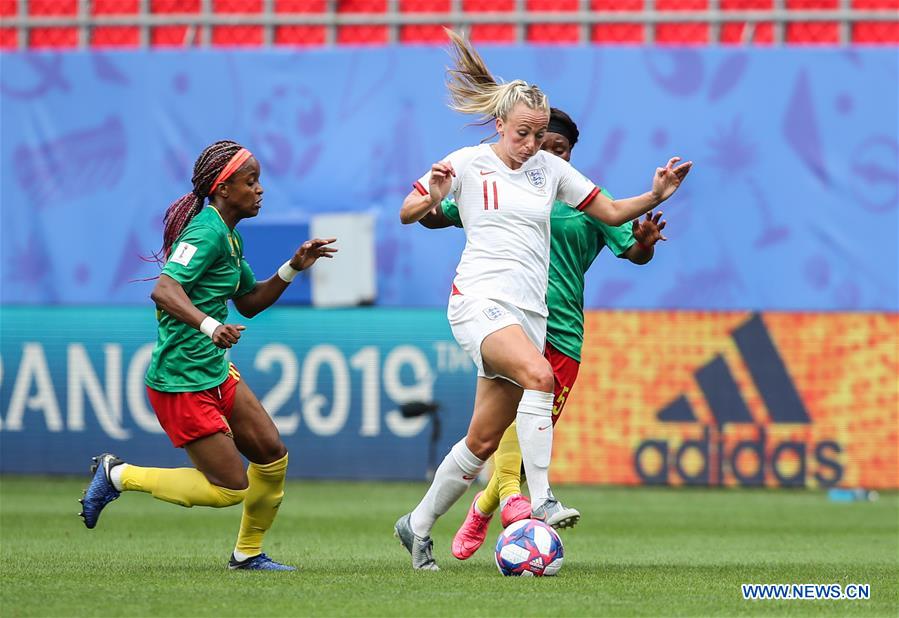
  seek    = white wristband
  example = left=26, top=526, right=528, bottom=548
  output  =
left=199, top=316, right=222, bottom=339
left=277, top=260, right=302, bottom=283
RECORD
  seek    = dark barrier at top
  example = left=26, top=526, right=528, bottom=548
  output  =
left=0, top=49, right=896, bottom=310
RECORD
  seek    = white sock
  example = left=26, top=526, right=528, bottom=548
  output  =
left=409, top=440, right=485, bottom=538
left=232, top=549, right=253, bottom=562
left=110, top=463, right=126, bottom=492
left=516, top=389, right=554, bottom=507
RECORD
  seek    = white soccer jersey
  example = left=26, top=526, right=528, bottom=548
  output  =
left=415, top=144, right=599, bottom=316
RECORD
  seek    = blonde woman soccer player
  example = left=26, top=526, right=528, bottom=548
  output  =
left=394, top=30, right=691, bottom=571
left=422, top=107, right=669, bottom=560
left=79, top=140, right=337, bottom=571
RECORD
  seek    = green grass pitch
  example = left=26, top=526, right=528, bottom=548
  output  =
left=1, top=477, right=897, bottom=617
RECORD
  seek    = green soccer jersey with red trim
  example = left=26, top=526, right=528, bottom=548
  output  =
left=145, top=206, right=257, bottom=393
left=442, top=189, right=634, bottom=362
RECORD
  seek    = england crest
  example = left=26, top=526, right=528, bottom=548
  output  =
left=526, top=168, right=546, bottom=188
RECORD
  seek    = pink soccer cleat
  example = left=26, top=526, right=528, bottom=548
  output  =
left=500, top=493, right=532, bottom=528
left=451, top=491, right=493, bottom=560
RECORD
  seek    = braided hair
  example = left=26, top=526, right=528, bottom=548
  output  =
left=152, top=140, right=243, bottom=264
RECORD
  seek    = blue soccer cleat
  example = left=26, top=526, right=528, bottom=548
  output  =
left=228, top=553, right=297, bottom=571
left=79, top=453, right=123, bottom=529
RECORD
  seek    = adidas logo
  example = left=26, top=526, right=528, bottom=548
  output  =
left=633, top=313, right=843, bottom=488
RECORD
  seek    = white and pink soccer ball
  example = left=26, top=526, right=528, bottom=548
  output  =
left=495, top=519, right=564, bottom=576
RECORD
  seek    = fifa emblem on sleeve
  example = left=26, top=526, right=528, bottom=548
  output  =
left=170, top=242, right=197, bottom=266
left=526, top=168, right=546, bottom=188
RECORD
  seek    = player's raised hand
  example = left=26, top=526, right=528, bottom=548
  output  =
left=212, top=324, right=245, bottom=349
left=651, top=157, right=692, bottom=203
left=428, top=161, right=455, bottom=203
left=632, top=211, right=668, bottom=248
left=290, top=238, right=338, bottom=272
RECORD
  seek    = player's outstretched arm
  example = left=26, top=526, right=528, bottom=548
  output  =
left=419, top=205, right=456, bottom=229
left=151, top=274, right=245, bottom=348
left=400, top=161, right=455, bottom=224
left=583, top=157, right=692, bottom=227
left=233, top=238, right=338, bottom=318
left=624, top=211, right=667, bottom=265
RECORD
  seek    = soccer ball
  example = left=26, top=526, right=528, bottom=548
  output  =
left=494, top=519, right=564, bottom=576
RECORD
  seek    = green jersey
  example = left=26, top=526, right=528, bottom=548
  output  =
left=441, top=191, right=634, bottom=362
left=145, top=206, right=257, bottom=392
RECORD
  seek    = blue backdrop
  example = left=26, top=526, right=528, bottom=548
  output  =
left=0, top=306, right=476, bottom=478
left=1, top=48, right=896, bottom=310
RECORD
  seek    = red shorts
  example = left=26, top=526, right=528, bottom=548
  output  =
left=147, top=364, right=241, bottom=448
left=544, top=342, right=580, bottom=426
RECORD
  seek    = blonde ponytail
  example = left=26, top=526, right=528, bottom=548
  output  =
left=444, top=28, right=549, bottom=123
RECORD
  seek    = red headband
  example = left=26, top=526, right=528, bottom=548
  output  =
left=207, top=148, right=253, bottom=197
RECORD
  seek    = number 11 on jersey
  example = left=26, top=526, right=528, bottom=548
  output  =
left=483, top=180, right=499, bottom=210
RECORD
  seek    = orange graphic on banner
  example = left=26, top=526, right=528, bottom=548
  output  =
left=551, top=312, right=898, bottom=489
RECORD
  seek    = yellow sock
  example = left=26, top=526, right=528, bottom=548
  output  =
left=477, top=424, right=523, bottom=514
left=235, top=453, right=288, bottom=558
left=119, top=465, right=246, bottom=508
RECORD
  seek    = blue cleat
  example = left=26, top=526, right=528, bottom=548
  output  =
left=228, top=553, right=297, bottom=571
left=79, top=453, right=123, bottom=529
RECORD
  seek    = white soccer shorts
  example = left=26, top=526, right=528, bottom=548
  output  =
left=447, top=294, right=547, bottom=380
